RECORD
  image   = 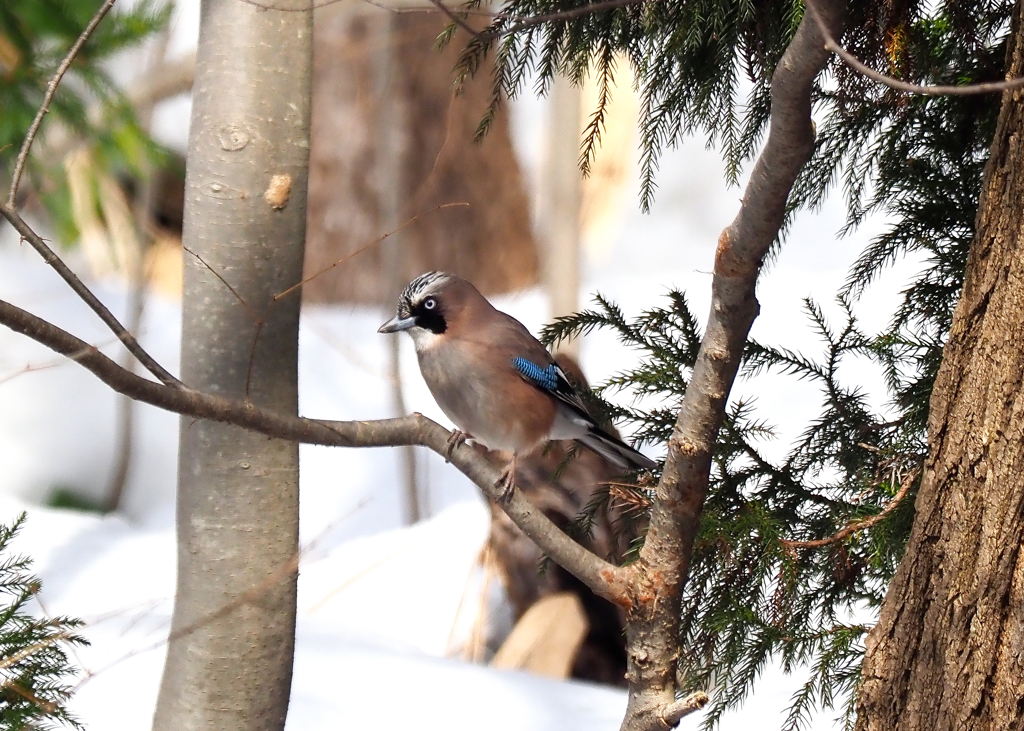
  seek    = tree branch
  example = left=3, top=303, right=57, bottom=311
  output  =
left=229, top=0, right=645, bottom=41
left=426, top=0, right=479, bottom=37
left=125, top=53, right=197, bottom=109
left=0, top=204, right=182, bottom=388
left=6, top=0, right=118, bottom=208
left=478, top=0, right=647, bottom=41
left=0, top=295, right=628, bottom=604
left=781, top=467, right=918, bottom=551
left=805, top=0, right=1024, bottom=96
left=617, top=2, right=848, bottom=729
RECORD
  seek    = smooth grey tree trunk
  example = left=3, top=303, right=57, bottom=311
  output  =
left=152, top=0, right=312, bottom=728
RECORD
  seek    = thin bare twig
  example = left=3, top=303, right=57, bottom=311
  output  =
left=359, top=0, right=490, bottom=15
left=480, top=0, right=646, bottom=41
left=184, top=201, right=468, bottom=398
left=273, top=202, right=469, bottom=302
left=805, top=0, right=1024, bottom=96
left=6, top=0, right=118, bottom=207
left=184, top=202, right=470, bottom=317
left=232, top=0, right=490, bottom=14
left=228, top=0, right=644, bottom=42
left=781, top=467, right=919, bottom=551
left=426, top=0, right=479, bottom=37
left=0, top=205, right=182, bottom=387
left=76, top=498, right=369, bottom=689
left=182, top=246, right=261, bottom=322
left=0, top=337, right=119, bottom=385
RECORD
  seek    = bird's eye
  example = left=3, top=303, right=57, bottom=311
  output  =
left=423, top=297, right=437, bottom=310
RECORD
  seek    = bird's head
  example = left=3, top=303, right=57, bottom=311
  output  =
left=379, top=271, right=478, bottom=348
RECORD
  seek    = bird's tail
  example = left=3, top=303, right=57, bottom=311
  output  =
left=577, top=427, right=658, bottom=471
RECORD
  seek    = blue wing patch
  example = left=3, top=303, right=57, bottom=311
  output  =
left=512, top=357, right=559, bottom=391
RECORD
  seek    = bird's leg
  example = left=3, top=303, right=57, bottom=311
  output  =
left=443, top=429, right=470, bottom=463
left=495, top=452, right=517, bottom=504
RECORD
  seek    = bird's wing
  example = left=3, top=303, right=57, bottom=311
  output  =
left=511, top=356, right=592, bottom=422
left=479, top=310, right=595, bottom=422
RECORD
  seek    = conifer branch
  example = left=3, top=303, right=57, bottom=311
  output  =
left=478, top=0, right=647, bottom=41
left=425, top=0, right=479, bottom=37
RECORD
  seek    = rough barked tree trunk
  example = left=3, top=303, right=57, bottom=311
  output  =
left=856, top=3, right=1024, bottom=729
left=151, top=0, right=312, bottom=729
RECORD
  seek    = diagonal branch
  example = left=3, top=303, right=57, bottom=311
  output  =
left=478, top=0, right=647, bottom=41
left=426, top=0, right=479, bottom=37
left=6, top=0, right=118, bottom=208
left=804, top=0, right=1024, bottom=96
left=1, top=0, right=181, bottom=388
left=0, top=295, right=629, bottom=605
left=617, top=2, right=848, bottom=729
left=781, top=467, right=918, bottom=551
left=0, top=205, right=182, bottom=387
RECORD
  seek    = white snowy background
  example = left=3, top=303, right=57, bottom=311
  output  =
left=0, top=1, right=925, bottom=729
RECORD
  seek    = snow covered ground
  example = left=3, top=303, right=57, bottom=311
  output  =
left=0, top=2, right=928, bottom=728
left=0, top=167, right=914, bottom=731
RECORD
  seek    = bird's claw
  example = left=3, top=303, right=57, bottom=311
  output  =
left=443, top=430, right=469, bottom=463
left=495, top=456, right=517, bottom=504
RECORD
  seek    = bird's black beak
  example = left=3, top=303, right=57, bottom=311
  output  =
left=377, top=315, right=417, bottom=334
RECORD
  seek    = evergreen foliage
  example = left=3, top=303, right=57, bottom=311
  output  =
left=464, top=0, right=1018, bottom=724
left=544, top=294, right=922, bottom=728
left=0, top=0, right=168, bottom=240
left=0, top=514, right=86, bottom=730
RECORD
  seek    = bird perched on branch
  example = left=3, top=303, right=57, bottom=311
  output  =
left=378, top=271, right=657, bottom=500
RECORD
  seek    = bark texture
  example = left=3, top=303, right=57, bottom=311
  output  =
left=151, top=0, right=312, bottom=729
left=856, top=4, right=1024, bottom=729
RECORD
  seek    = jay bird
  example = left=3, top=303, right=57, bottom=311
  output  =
left=378, top=271, right=657, bottom=499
